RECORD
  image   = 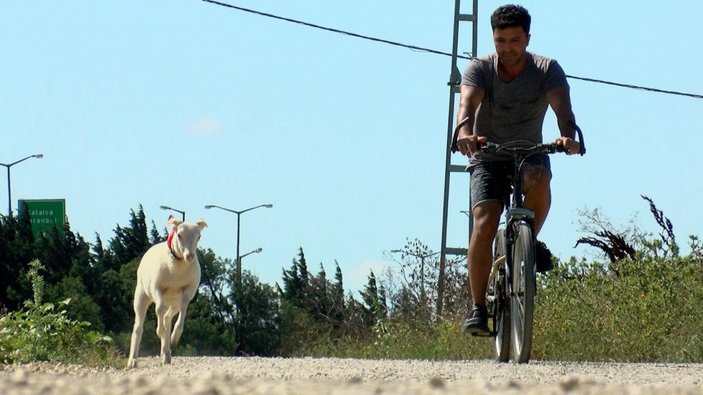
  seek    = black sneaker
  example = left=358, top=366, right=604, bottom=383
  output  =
left=536, top=240, right=554, bottom=273
left=461, top=304, right=489, bottom=335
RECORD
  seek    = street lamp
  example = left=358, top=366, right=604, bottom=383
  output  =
left=204, top=203, right=272, bottom=291
left=390, top=249, right=441, bottom=302
left=240, top=247, right=263, bottom=260
left=0, top=154, right=43, bottom=216
left=235, top=247, right=263, bottom=284
left=233, top=246, right=263, bottom=354
left=159, top=205, right=185, bottom=222
left=238, top=247, right=263, bottom=279
left=460, top=209, right=473, bottom=234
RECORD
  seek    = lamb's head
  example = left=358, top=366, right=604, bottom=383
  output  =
left=168, top=216, right=207, bottom=262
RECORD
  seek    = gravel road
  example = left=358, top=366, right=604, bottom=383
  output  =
left=2, top=357, right=702, bottom=395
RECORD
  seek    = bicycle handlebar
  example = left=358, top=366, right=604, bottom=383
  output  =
left=451, top=118, right=587, bottom=156
left=479, top=141, right=565, bottom=156
left=568, top=120, right=586, bottom=156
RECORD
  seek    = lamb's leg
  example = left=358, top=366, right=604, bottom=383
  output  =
left=155, top=299, right=173, bottom=365
left=127, top=286, right=150, bottom=368
left=171, top=292, right=194, bottom=346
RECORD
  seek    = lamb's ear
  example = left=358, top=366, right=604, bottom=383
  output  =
left=196, top=219, right=208, bottom=230
left=168, top=215, right=182, bottom=227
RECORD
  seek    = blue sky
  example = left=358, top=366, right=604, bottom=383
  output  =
left=2, top=1, right=701, bottom=294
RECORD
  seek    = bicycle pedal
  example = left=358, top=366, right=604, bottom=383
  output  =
left=470, top=331, right=493, bottom=338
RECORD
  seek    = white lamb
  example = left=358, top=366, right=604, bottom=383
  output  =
left=127, top=216, right=207, bottom=368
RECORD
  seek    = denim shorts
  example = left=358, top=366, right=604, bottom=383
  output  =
left=468, top=155, right=551, bottom=209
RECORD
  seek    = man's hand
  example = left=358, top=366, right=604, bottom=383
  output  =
left=554, top=136, right=580, bottom=155
left=456, top=133, right=487, bottom=157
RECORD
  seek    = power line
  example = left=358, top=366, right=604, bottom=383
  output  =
left=559, top=75, right=703, bottom=99
left=201, top=0, right=703, bottom=100
left=201, top=0, right=454, bottom=57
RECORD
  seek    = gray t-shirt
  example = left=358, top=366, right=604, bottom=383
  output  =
left=461, top=52, right=568, bottom=161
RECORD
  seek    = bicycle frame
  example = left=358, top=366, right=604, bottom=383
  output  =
left=483, top=154, right=538, bottom=341
left=501, top=158, right=536, bottom=298
left=453, top=116, right=586, bottom=362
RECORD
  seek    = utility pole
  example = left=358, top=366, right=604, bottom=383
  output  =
left=439, top=0, right=479, bottom=317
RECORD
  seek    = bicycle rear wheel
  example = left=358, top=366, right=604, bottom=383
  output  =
left=510, top=221, right=535, bottom=363
left=491, top=229, right=511, bottom=363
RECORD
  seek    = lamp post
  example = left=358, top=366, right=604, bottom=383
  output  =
left=0, top=154, right=43, bottom=216
left=204, top=203, right=272, bottom=292
left=159, top=205, right=186, bottom=222
left=234, top=246, right=263, bottom=353
left=205, top=203, right=270, bottom=355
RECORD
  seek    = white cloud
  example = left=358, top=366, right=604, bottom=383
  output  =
left=187, top=118, right=222, bottom=135
left=346, top=258, right=391, bottom=293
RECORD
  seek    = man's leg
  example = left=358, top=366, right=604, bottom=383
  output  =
left=468, top=200, right=502, bottom=305
left=522, top=163, right=555, bottom=272
left=463, top=160, right=509, bottom=334
left=462, top=200, right=502, bottom=334
left=522, top=165, right=552, bottom=235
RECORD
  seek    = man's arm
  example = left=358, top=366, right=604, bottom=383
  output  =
left=455, top=84, right=485, bottom=156
left=546, top=85, right=581, bottom=155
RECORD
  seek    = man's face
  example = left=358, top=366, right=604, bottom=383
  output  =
left=493, top=26, right=530, bottom=67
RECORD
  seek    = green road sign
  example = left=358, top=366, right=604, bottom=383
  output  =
left=18, top=199, right=66, bottom=238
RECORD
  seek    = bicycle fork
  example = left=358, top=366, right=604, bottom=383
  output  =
left=487, top=208, right=535, bottom=338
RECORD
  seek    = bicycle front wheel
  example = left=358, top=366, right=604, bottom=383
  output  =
left=491, top=229, right=511, bottom=363
left=510, top=221, right=536, bottom=363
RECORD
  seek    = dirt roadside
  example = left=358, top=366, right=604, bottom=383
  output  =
left=1, top=357, right=702, bottom=395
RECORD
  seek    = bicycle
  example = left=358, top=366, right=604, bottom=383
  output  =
left=453, top=119, right=585, bottom=363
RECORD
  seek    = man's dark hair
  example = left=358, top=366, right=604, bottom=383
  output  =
left=490, top=4, right=531, bottom=34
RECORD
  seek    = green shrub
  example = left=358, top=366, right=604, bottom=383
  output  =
left=533, top=254, right=703, bottom=362
left=319, top=241, right=703, bottom=363
left=0, top=260, right=122, bottom=366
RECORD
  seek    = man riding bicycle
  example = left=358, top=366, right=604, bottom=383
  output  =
left=453, top=4, right=582, bottom=335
